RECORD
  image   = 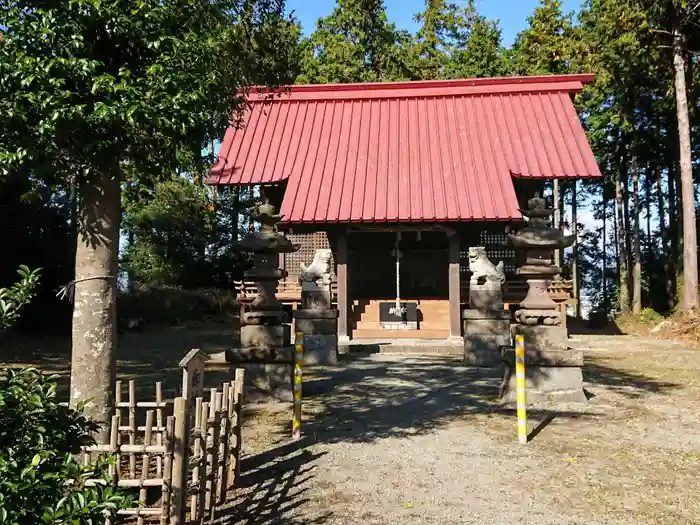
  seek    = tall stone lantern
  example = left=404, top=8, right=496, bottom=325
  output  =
left=228, top=201, right=300, bottom=400
left=503, top=193, right=586, bottom=404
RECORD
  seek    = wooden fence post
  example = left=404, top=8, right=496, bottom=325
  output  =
left=170, top=397, right=189, bottom=525
left=228, top=369, right=245, bottom=486
left=160, top=416, right=175, bottom=525
left=209, top=392, right=223, bottom=520
left=217, top=384, right=231, bottom=505
left=197, top=401, right=209, bottom=524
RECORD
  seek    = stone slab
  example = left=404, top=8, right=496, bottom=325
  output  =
left=463, top=318, right=511, bottom=337
left=241, top=324, right=288, bottom=351
left=464, top=333, right=510, bottom=350
left=239, top=362, right=294, bottom=402
left=302, top=334, right=339, bottom=365
left=468, top=287, right=504, bottom=311
left=462, top=309, right=511, bottom=320
left=293, top=309, right=339, bottom=320
left=226, top=345, right=293, bottom=363
left=501, top=347, right=583, bottom=367
left=463, top=348, right=506, bottom=366
left=301, top=290, right=332, bottom=311
left=512, top=324, right=568, bottom=352
left=500, top=365, right=587, bottom=404
left=293, top=316, right=338, bottom=334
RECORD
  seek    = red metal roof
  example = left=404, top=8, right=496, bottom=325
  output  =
left=209, top=75, right=601, bottom=223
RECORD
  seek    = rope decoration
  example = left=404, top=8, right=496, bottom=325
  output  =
left=56, top=275, right=117, bottom=303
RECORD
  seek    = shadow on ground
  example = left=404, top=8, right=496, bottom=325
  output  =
left=291, top=351, right=681, bottom=445
left=221, top=438, right=331, bottom=525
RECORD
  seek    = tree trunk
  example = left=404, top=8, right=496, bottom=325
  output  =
left=603, top=194, right=608, bottom=312
left=69, top=176, right=79, bottom=260
left=673, top=29, right=699, bottom=312
left=657, top=166, right=674, bottom=311
left=645, top=171, right=652, bottom=262
left=616, top=174, right=630, bottom=315
left=70, top=172, right=121, bottom=436
left=572, top=181, right=580, bottom=318
left=668, top=162, right=678, bottom=305
left=632, top=156, right=642, bottom=314
left=614, top=193, right=620, bottom=280
left=622, top=166, right=633, bottom=309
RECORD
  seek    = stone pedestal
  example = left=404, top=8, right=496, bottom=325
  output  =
left=225, top=346, right=294, bottom=401
left=462, top=309, right=511, bottom=366
left=293, top=308, right=339, bottom=365
left=240, top=324, right=286, bottom=357
left=500, top=317, right=587, bottom=404
left=469, top=281, right=504, bottom=311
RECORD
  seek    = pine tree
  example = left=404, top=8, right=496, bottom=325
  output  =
left=411, top=0, right=508, bottom=80
left=296, top=0, right=413, bottom=83
left=511, top=0, right=580, bottom=75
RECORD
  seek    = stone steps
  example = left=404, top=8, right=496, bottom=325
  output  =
left=342, top=340, right=464, bottom=357
left=352, top=328, right=450, bottom=339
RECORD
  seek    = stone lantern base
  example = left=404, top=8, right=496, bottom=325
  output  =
left=500, top=313, right=587, bottom=404
left=226, top=346, right=295, bottom=402
left=462, top=309, right=511, bottom=366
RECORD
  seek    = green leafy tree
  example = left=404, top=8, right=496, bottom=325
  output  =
left=0, top=368, right=131, bottom=524
left=0, top=266, right=40, bottom=331
left=122, top=177, right=247, bottom=289
left=0, top=0, right=299, bottom=429
left=297, top=0, right=413, bottom=83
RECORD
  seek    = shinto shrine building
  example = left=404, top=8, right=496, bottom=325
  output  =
left=208, top=75, right=601, bottom=343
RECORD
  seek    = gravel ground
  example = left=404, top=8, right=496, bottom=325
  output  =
left=221, top=334, right=700, bottom=525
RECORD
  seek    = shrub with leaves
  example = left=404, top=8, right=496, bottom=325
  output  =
left=0, top=266, right=40, bottom=330
left=0, top=368, right=131, bottom=524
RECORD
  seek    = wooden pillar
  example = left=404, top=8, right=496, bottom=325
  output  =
left=448, top=232, right=461, bottom=340
left=337, top=228, right=350, bottom=343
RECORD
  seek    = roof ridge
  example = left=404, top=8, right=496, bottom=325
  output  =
left=288, top=74, right=595, bottom=92
left=248, top=75, right=595, bottom=103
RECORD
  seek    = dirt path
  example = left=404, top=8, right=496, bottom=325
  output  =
left=227, top=335, right=700, bottom=525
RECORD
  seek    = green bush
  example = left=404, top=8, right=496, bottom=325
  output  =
left=118, top=285, right=239, bottom=326
left=0, top=368, right=131, bottom=524
left=0, top=266, right=40, bottom=330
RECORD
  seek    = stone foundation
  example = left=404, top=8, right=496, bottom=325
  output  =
left=302, top=334, right=339, bottom=364
left=293, top=307, right=339, bottom=365
left=502, top=322, right=586, bottom=405
left=463, top=309, right=511, bottom=366
left=240, top=324, right=286, bottom=353
left=500, top=365, right=587, bottom=404
left=225, top=347, right=294, bottom=401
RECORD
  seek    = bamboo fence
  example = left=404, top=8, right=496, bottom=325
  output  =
left=82, top=366, right=246, bottom=524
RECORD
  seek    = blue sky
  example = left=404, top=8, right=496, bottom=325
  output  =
left=286, top=0, right=581, bottom=46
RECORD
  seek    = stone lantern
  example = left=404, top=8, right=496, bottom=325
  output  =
left=504, top=193, right=586, bottom=404
left=228, top=201, right=300, bottom=400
